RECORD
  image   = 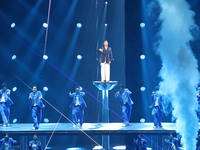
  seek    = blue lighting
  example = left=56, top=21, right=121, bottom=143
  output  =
left=12, top=87, right=17, bottom=92
left=113, top=145, right=126, bottom=150
left=105, top=1, right=108, bottom=4
left=140, top=22, right=145, bottom=28
left=12, top=55, right=17, bottom=60
left=12, top=118, right=17, bottom=123
left=43, top=23, right=48, bottom=28
left=140, top=86, right=146, bottom=91
left=77, top=55, right=82, bottom=60
left=66, top=148, right=86, bottom=150
left=140, top=118, right=145, bottom=123
left=43, top=55, right=48, bottom=60
left=43, top=87, right=49, bottom=91
left=140, top=54, right=146, bottom=59
left=11, top=23, right=16, bottom=28
left=76, top=23, right=82, bottom=28
left=105, top=23, right=108, bottom=27
left=44, top=118, right=49, bottom=123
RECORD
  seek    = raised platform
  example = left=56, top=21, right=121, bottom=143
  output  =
left=0, top=122, right=178, bottom=135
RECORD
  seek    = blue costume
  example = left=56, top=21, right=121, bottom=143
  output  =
left=165, top=137, right=179, bottom=150
left=69, top=91, right=87, bottom=126
left=134, top=138, right=147, bottom=150
left=196, top=135, right=200, bottom=150
left=0, top=89, right=13, bottom=126
left=196, top=87, right=200, bottom=121
left=0, top=137, right=16, bottom=150
left=151, top=90, right=163, bottom=128
left=115, top=88, right=133, bottom=125
left=29, top=90, right=45, bottom=129
left=28, top=140, right=41, bottom=150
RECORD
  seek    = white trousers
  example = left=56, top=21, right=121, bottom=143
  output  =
left=101, top=63, right=110, bottom=82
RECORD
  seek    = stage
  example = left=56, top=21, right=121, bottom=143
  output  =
left=0, top=122, right=177, bottom=135
left=0, top=122, right=181, bottom=149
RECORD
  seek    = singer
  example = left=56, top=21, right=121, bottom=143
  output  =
left=97, top=40, right=113, bottom=82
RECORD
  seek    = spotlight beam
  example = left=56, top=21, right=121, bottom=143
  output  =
left=43, top=0, right=52, bottom=60
left=44, top=115, right=62, bottom=150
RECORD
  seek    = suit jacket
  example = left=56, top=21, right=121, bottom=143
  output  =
left=166, top=138, right=179, bottom=150
left=69, top=92, right=87, bottom=109
left=28, top=140, right=41, bottom=150
left=0, top=138, right=16, bottom=150
left=134, top=139, right=147, bottom=150
left=29, top=91, right=45, bottom=109
left=151, top=91, right=163, bottom=112
left=98, top=47, right=113, bottom=63
left=0, top=89, right=14, bottom=107
left=115, top=88, right=134, bottom=107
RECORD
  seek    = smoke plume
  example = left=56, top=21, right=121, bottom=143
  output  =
left=156, top=0, right=199, bottom=149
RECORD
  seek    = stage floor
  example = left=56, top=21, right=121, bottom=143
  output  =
left=0, top=122, right=178, bottom=135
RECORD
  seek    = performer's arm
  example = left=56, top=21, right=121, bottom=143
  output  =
left=125, top=89, right=132, bottom=94
left=6, top=89, right=11, bottom=97
left=69, top=92, right=74, bottom=98
left=98, top=48, right=103, bottom=52
left=11, top=138, right=16, bottom=143
left=38, top=91, right=43, bottom=100
left=28, top=93, right=32, bottom=99
left=115, top=91, right=120, bottom=98
left=81, top=92, right=86, bottom=97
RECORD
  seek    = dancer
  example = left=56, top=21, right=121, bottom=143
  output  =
left=150, top=86, right=164, bottom=128
left=69, top=86, right=87, bottom=127
left=196, top=84, right=200, bottom=121
left=165, top=134, right=179, bottom=150
left=29, top=86, right=45, bottom=130
left=97, top=40, right=113, bottom=82
left=133, top=134, right=147, bottom=150
left=115, top=85, right=133, bottom=126
left=0, top=83, right=13, bottom=127
left=0, top=134, right=16, bottom=150
left=28, top=135, right=41, bottom=150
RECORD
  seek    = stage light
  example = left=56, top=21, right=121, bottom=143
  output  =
left=140, top=22, right=145, bottom=28
left=12, top=118, right=17, bottom=123
left=46, top=147, right=53, bottom=149
left=43, top=87, right=48, bottom=91
left=11, top=23, right=15, bottom=28
left=12, top=55, right=17, bottom=60
left=76, top=23, right=82, bottom=28
left=43, top=55, right=48, bottom=60
left=105, top=23, right=107, bottom=27
left=77, top=55, right=82, bottom=60
left=140, top=118, right=145, bottom=123
left=113, top=145, right=126, bottom=150
left=140, top=86, right=146, bottom=91
left=43, top=23, right=48, bottom=28
left=12, top=87, right=17, bottom=92
left=93, top=146, right=104, bottom=150
left=66, top=148, right=85, bottom=150
left=44, top=118, right=49, bottom=123
left=105, top=1, right=108, bottom=4
left=140, top=54, right=146, bottom=60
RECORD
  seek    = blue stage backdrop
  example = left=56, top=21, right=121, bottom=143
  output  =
left=0, top=0, right=125, bottom=125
